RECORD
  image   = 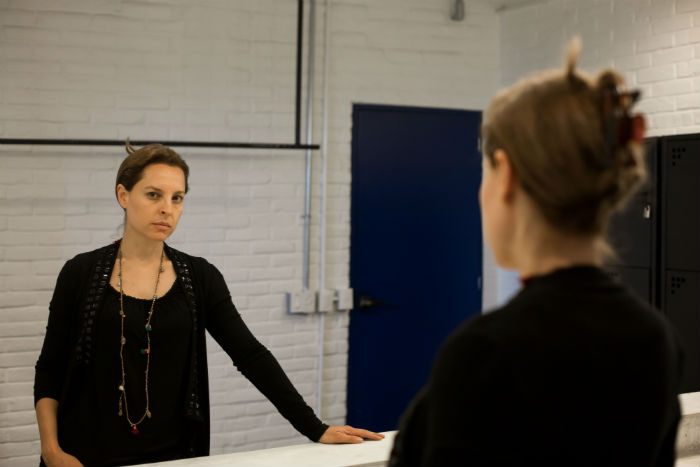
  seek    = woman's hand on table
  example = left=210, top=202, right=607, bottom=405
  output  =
left=319, top=425, right=385, bottom=444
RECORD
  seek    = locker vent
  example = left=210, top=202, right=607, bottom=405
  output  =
left=671, top=145, right=686, bottom=167
left=670, top=275, right=686, bottom=295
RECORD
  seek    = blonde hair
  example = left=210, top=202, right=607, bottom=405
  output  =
left=481, top=38, right=646, bottom=236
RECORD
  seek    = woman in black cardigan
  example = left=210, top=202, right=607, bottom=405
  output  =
left=35, top=142, right=382, bottom=467
left=389, top=40, right=684, bottom=466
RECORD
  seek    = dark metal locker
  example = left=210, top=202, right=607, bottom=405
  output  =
left=606, top=266, right=651, bottom=303
left=661, top=134, right=700, bottom=393
left=664, top=270, right=700, bottom=393
left=662, top=136, right=700, bottom=272
left=607, top=134, right=700, bottom=393
left=606, top=138, right=657, bottom=303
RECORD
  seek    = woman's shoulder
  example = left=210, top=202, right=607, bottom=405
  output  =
left=61, top=242, right=119, bottom=272
left=164, top=244, right=223, bottom=280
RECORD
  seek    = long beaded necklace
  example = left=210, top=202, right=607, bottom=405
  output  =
left=116, top=247, right=165, bottom=435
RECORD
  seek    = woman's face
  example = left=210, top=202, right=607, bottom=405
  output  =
left=117, top=163, right=186, bottom=242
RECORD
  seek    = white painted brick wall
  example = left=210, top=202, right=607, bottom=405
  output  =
left=500, top=0, right=700, bottom=136
left=0, top=1, right=500, bottom=465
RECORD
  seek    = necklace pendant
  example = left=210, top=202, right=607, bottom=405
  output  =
left=130, top=425, right=140, bottom=435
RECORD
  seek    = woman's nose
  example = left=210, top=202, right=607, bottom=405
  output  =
left=160, top=200, right=172, bottom=214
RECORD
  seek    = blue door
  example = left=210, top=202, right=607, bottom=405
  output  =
left=347, top=104, right=483, bottom=431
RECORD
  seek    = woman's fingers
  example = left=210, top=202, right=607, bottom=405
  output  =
left=343, top=425, right=385, bottom=440
left=319, top=425, right=386, bottom=444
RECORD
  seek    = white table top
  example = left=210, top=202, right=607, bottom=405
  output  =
left=137, top=392, right=700, bottom=467
left=138, top=431, right=397, bottom=467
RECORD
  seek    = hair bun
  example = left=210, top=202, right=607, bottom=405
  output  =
left=566, top=36, right=582, bottom=81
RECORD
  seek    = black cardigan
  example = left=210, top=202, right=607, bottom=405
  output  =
left=389, top=266, right=684, bottom=467
left=34, top=242, right=328, bottom=461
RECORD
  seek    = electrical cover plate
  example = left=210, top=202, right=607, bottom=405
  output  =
left=336, top=288, right=354, bottom=311
left=317, top=289, right=336, bottom=312
left=286, top=290, right=317, bottom=314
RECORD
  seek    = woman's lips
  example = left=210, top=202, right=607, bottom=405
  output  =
left=153, top=223, right=171, bottom=231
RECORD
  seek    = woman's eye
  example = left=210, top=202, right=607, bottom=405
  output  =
left=147, top=192, right=159, bottom=199
left=173, top=195, right=183, bottom=202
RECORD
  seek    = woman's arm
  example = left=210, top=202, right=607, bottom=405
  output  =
left=35, top=398, right=83, bottom=467
left=202, top=263, right=382, bottom=443
left=34, top=259, right=84, bottom=466
left=34, top=261, right=77, bottom=404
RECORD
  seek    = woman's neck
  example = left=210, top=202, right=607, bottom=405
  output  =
left=119, top=230, right=164, bottom=262
left=513, top=219, right=602, bottom=279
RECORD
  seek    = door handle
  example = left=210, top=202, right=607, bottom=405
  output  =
left=359, top=296, right=388, bottom=309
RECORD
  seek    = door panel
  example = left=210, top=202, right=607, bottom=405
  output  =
left=663, top=137, right=700, bottom=272
left=348, top=104, right=482, bottom=431
left=664, top=270, right=700, bottom=393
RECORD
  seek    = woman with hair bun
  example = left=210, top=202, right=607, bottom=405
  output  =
left=389, top=39, right=683, bottom=467
left=34, top=141, right=382, bottom=467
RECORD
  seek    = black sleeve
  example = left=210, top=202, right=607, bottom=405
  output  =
left=421, top=328, right=504, bottom=467
left=203, top=262, right=328, bottom=442
left=34, top=259, right=79, bottom=405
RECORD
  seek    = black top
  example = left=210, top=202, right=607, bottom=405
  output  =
left=35, top=243, right=328, bottom=466
left=389, top=266, right=684, bottom=467
left=91, top=282, right=192, bottom=466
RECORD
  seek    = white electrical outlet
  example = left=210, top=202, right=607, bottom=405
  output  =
left=286, top=290, right=317, bottom=314
left=317, top=289, right=336, bottom=312
left=336, top=288, right=354, bottom=311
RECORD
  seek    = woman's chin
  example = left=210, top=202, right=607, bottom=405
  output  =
left=145, top=230, right=172, bottom=242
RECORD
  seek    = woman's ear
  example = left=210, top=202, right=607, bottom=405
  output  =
left=493, top=149, right=517, bottom=203
left=116, top=184, right=129, bottom=210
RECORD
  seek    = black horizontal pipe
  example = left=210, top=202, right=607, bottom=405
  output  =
left=0, top=138, right=319, bottom=150
left=0, top=1, right=314, bottom=153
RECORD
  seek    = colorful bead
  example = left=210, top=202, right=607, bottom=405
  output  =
left=145, top=324, right=152, bottom=332
left=121, top=337, right=126, bottom=345
left=130, top=425, right=139, bottom=435
left=119, top=385, right=124, bottom=391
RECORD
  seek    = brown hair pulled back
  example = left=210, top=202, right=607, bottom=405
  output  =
left=481, top=38, right=646, bottom=236
left=115, top=140, right=190, bottom=203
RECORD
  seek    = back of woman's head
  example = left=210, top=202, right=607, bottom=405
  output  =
left=481, top=38, right=646, bottom=237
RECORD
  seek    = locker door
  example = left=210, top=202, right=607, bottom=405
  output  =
left=662, top=136, right=700, bottom=272
left=661, top=134, right=700, bottom=393
left=606, top=266, right=650, bottom=303
left=605, top=139, right=657, bottom=306
left=664, top=271, right=700, bottom=393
